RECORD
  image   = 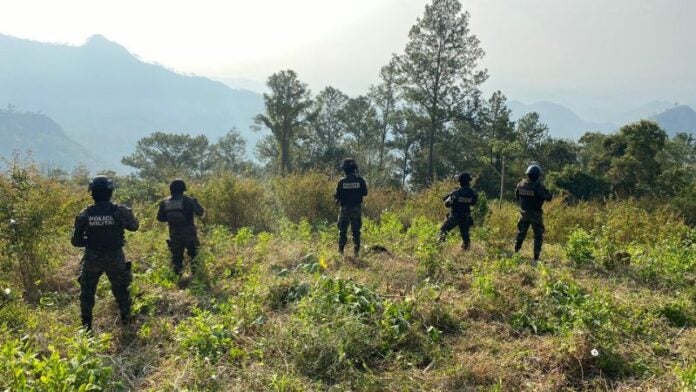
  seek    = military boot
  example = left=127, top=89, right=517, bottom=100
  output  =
left=82, top=315, right=93, bottom=332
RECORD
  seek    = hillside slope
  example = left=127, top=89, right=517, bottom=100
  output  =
left=0, top=34, right=264, bottom=168
left=651, top=105, right=696, bottom=136
left=0, top=108, right=98, bottom=168
left=1, top=176, right=694, bottom=390
left=508, top=101, right=615, bottom=139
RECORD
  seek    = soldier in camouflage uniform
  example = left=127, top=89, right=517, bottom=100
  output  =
left=514, top=164, right=552, bottom=264
left=438, top=172, right=478, bottom=250
left=157, top=179, right=205, bottom=276
left=335, top=158, right=368, bottom=256
left=71, top=175, right=139, bottom=331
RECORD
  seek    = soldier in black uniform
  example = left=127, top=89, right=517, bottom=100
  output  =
left=514, top=164, right=552, bottom=264
left=438, top=172, right=478, bottom=250
left=157, top=179, right=205, bottom=276
left=71, top=175, right=139, bottom=331
left=335, top=158, right=368, bottom=256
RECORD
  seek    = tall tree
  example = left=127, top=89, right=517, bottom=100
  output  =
left=208, top=128, right=248, bottom=172
left=477, top=91, right=517, bottom=200
left=121, top=132, right=210, bottom=180
left=389, top=109, right=421, bottom=186
left=339, top=96, right=380, bottom=172
left=515, top=112, right=549, bottom=154
left=254, top=70, right=313, bottom=175
left=396, top=0, right=487, bottom=185
left=301, top=86, right=349, bottom=170
left=368, top=58, right=400, bottom=171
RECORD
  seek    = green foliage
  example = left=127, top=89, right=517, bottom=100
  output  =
left=254, top=70, right=314, bottom=175
left=0, top=331, right=117, bottom=391
left=121, top=130, right=252, bottom=180
left=0, top=160, right=694, bottom=390
left=395, top=0, right=487, bottom=184
left=677, top=362, right=696, bottom=390
left=197, top=173, right=271, bottom=231
left=175, top=309, right=240, bottom=362
left=565, top=228, right=595, bottom=266
left=0, top=161, right=85, bottom=299
left=271, top=173, right=336, bottom=224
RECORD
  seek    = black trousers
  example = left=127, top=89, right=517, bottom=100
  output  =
left=79, top=249, right=131, bottom=327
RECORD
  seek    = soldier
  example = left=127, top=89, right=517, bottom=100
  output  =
left=514, top=164, right=552, bottom=264
left=157, top=179, right=205, bottom=276
left=334, top=158, right=368, bottom=256
left=438, top=172, right=478, bottom=250
left=71, top=175, right=139, bottom=331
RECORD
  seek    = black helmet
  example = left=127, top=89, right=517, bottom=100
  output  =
left=525, top=164, right=542, bottom=179
left=170, top=179, right=187, bottom=193
left=457, top=172, right=472, bottom=184
left=88, top=175, right=115, bottom=192
left=341, top=158, right=358, bottom=171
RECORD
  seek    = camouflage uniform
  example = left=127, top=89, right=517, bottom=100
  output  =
left=335, top=173, right=368, bottom=255
left=71, top=201, right=139, bottom=329
left=439, top=187, right=478, bottom=249
left=514, top=179, right=552, bottom=260
left=157, top=195, right=205, bottom=275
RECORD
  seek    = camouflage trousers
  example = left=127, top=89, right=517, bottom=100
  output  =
left=439, top=212, right=473, bottom=249
left=515, top=210, right=545, bottom=258
left=338, top=206, right=362, bottom=253
left=168, top=226, right=200, bottom=275
left=79, top=249, right=132, bottom=329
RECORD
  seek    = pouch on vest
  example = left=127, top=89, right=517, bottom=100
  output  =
left=164, top=199, right=187, bottom=226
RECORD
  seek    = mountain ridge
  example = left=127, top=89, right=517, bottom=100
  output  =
left=0, top=33, right=264, bottom=170
left=0, top=108, right=100, bottom=168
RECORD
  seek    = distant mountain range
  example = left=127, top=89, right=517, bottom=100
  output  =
left=1, top=33, right=694, bottom=171
left=0, top=33, right=264, bottom=169
left=0, top=108, right=98, bottom=168
left=508, top=101, right=615, bottom=139
left=509, top=100, right=695, bottom=139
left=651, top=105, right=696, bottom=136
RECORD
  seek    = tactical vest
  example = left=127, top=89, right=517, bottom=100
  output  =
left=517, top=181, right=545, bottom=211
left=85, top=203, right=124, bottom=250
left=337, top=176, right=365, bottom=207
left=450, top=188, right=476, bottom=215
left=164, top=197, right=192, bottom=227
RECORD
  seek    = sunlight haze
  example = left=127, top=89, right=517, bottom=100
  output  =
left=2, top=0, right=695, bottom=114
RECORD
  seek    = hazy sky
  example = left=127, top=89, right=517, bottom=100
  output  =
left=2, top=0, right=695, bottom=116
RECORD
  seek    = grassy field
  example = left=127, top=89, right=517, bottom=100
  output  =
left=1, top=173, right=695, bottom=391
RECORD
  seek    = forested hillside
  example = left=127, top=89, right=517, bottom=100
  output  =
left=0, top=33, right=263, bottom=168
left=0, top=107, right=98, bottom=168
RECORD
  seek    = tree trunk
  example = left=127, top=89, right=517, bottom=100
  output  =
left=427, top=122, right=436, bottom=186
left=280, top=136, right=290, bottom=175
left=499, top=155, right=505, bottom=208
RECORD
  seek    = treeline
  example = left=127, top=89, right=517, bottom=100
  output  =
left=114, top=0, right=695, bottom=218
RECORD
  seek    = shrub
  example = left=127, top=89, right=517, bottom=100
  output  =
left=175, top=309, right=241, bottom=361
left=271, top=172, right=336, bottom=224
left=565, top=228, right=595, bottom=265
left=197, top=173, right=272, bottom=231
left=0, top=330, right=117, bottom=390
left=0, top=161, right=86, bottom=299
